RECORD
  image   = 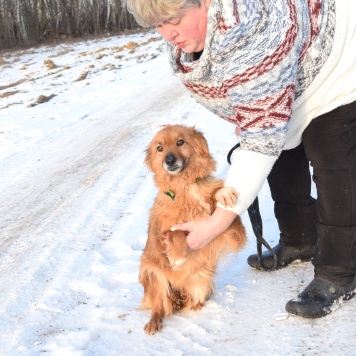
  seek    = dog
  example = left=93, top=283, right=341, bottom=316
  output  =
left=139, top=125, right=246, bottom=334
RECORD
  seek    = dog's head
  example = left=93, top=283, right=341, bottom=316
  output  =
left=145, top=125, right=216, bottom=182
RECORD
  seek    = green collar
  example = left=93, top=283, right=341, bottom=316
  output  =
left=164, top=190, right=175, bottom=201
left=164, top=178, right=202, bottom=201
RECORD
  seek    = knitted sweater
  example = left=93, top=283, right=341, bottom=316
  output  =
left=166, top=0, right=356, bottom=215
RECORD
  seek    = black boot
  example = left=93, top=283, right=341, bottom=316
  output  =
left=286, top=224, right=356, bottom=318
left=247, top=200, right=317, bottom=271
left=247, top=243, right=316, bottom=271
left=285, top=272, right=356, bottom=318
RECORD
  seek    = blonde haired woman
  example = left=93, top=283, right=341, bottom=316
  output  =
left=126, top=0, right=356, bottom=319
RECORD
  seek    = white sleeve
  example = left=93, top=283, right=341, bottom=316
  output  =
left=217, top=149, right=277, bottom=216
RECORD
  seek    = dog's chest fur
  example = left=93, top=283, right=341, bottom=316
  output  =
left=152, top=177, right=223, bottom=225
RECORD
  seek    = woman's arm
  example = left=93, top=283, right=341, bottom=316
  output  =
left=171, top=150, right=277, bottom=249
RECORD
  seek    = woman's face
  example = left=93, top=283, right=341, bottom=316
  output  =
left=156, top=0, right=210, bottom=53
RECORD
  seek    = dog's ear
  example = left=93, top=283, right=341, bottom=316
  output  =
left=144, top=147, right=153, bottom=172
left=191, top=128, right=210, bottom=157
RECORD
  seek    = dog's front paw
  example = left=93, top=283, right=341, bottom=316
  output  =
left=144, top=320, right=162, bottom=334
left=144, top=315, right=163, bottom=335
left=163, top=231, right=188, bottom=270
left=215, top=187, right=238, bottom=208
left=191, top=302, right=204, bottom=311
left=167, top=254, right=187, bottom=270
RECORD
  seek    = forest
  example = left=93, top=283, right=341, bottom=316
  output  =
left=0, top=0, right=138, bottom=48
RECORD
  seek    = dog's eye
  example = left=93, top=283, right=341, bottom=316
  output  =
left=157, top=146, right=163, bottom=152
left=177, top=140, right=184, bottom=147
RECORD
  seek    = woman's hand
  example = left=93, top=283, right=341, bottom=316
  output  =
left=170, top=207, right=237, bottom=250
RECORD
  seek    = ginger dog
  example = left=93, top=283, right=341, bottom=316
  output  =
left=140, top=125, right=246, bottom=334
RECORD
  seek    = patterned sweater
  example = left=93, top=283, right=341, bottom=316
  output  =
left=166, top=0, right=356, bottom=215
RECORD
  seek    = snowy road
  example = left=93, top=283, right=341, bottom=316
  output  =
left=0, top=32, right=355, bottom=355
left=0, top=48, right=188, bottom=349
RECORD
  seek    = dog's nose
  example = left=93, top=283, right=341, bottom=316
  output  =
left=165, top=154, right=177, bottom=167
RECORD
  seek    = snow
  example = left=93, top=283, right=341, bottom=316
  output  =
left=0, top=30, right=355, bottom=355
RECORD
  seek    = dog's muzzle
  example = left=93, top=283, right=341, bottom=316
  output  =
left=163, top=153, right=184, bottom=174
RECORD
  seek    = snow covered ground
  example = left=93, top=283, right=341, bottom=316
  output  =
left=0, top=30, right=355, bottom=355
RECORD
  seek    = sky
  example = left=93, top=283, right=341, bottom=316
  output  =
left=0, top=30, right=355, bottom=355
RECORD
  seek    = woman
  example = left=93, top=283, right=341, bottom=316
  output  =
left=126, top=0, right=356, bottom=318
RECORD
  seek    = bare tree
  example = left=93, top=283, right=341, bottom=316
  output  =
left=0, top=0, right=138, bottom=48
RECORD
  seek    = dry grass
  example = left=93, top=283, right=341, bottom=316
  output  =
left=78, top=41, right=140, bottom=58
left=74, top=71, right=89, bottom=82
left=0, top=90, right=20, bottom=98
left=44, top=59, right=57, bottom=69
left=102, top=63, right=116, bottom=70
left=75, top=36, right=156, bottom=60
left=27, top=94, right=56, bottom=107
left=49, top=49, right=74, bottom=58
left=144, top=37, right=162, bottom=44
left=16, top=49, right=37, bottom=56
left=0, top=79, right=26, bottom=91
left=124, top=41, right=138, bottom=49
left=24, top=71, right=37, bottom=77
left=0, top=56, right=8, bottom=66
left=0, top=103, right=16, bottom=110
left=95, top=47, right=109, bottom=53
left=0, top=31, right=163, bottom=111
left=11, top=56, right=21, bottom=63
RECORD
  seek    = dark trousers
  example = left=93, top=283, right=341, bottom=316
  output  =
left=267, top=100, right=356, bottom=269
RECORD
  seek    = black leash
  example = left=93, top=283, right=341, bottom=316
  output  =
left=227, top=143, right=277, bottom=271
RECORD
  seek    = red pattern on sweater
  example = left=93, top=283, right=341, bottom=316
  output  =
left=183, top=0, right=297, bottom=101
left=177, top=48, right=194, bottom=74
left=218, top=1, right=240, bottom=34
left=299, top=0, right=322, bottom=63
left=233, top=85, right=295, bottom=130
left=184, top=81, right=228, bottom=99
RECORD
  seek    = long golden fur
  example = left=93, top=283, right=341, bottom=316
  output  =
left=140, top=125, right=246, bottom=334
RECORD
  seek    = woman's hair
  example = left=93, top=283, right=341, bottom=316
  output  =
left=126, top=0, right=201, bottom=27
